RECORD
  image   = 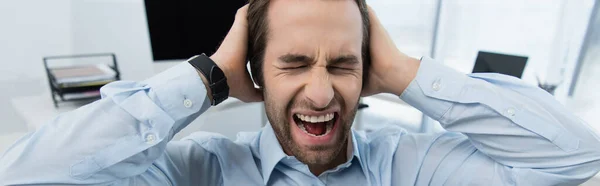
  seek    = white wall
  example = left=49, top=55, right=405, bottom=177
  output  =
left=0, top=0, right=73, bottom=136
left=369, top=0, right=438, bottom=57
left=71, top=0, right=153, bottom=81
left=435, top=0, right=565, bottom=81
left=433, top=0, right=593, bottom=103
left=549, top=0, right=595, bottom=101
left=0, top=0, right=73, bottom=82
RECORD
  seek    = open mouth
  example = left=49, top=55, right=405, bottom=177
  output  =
left=293, top=113, right=338, bottom=137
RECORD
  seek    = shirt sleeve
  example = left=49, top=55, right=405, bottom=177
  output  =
left=397, top=57, right=600, bottom=185
left=0, top=62, right=215, bottom=185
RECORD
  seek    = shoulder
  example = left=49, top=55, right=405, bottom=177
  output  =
left=358, top=125, right=465, bottom=145
left=356, top=124, right=407, bottom=144
left=177, top=131, right=260, bottom=156
left=356, top=125, right=467, bottom=156
left=355, top=125, right=469, bottom=170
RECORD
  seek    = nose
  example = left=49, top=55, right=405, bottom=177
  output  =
left=304, top=67, right=334, bottom=109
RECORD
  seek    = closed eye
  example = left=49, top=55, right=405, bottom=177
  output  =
left=277, top=53, right=313, bottom=71
left=327, top=55, right=359, bottom=73
left=279, top=65, right=308, bottom=70
left=328, top=66, right=352, bottom=71
left=327, top=66, right=356, bottom=74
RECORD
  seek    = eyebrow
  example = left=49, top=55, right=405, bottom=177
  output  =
left=277, top=53, right=359, bottom=65
left=278, top=54, right=315, bottom=63
left=328, top=55, right=359, bottom=66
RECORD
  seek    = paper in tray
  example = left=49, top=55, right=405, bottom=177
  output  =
left=51, top=64, right=117, bottom=84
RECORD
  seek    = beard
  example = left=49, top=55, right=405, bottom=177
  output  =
left=263, top=89, right=359, bottom=167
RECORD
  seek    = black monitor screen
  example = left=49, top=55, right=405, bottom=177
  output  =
left=473, top=51, right=528, bottom=78
left=144, top=1, right=247, bottom=61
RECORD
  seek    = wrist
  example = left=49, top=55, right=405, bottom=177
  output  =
left=196, top=69, right=214, bottom=105
left=386, top=56, right=420, bottom=96
left=209, top=54, right=229, bottom=77
left=209, top=54, right=233, bottom=86
left=188, top=54, right=229, bottom=105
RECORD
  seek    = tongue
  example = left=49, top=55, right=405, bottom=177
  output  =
left=304, top=122, right=326, bottom=135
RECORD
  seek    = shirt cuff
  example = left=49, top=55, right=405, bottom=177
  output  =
left=141, top=62, right=211, bottom=122
left=399, top=57, right=468, bottom=121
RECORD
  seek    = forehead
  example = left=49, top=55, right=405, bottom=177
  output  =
left=266, top=0, right=363, bottom=57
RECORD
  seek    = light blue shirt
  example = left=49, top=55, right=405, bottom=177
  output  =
left=1, top=57, right=600, bottom=185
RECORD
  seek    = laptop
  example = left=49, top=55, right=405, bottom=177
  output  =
left=472, top=51, right=528, bottom=78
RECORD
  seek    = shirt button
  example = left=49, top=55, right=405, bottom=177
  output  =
left=506, top=108, right=516, bottom=117
left=432, top=81, right=442, bottom=91
left=183, top=99, right=193, bottom=108
left=145, top=133, right=156, bottom=144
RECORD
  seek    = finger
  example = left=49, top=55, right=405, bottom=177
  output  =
left=366, top=5, right=379, bottom=24
left=220, top=22, right=248, bottom=51
left=214, top=5, right=249, bottom=62
left=235, top=4, right=249, bottom=25
left=221, top=4, right=248, bottom=52
left=230, top=5, right=249, bottom=35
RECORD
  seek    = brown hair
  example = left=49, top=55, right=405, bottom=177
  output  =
left=247, top=0, right=371, bottom=87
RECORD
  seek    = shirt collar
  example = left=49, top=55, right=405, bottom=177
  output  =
left=259, top=124, right=288, bottom=185
left=258, top=123, right=365, bottom=185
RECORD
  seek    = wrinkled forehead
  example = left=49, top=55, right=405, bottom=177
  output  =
left=266, top=0, right=364, bottom=59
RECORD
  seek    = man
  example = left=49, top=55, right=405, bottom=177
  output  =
left=1, top=0, right=600, bottom=185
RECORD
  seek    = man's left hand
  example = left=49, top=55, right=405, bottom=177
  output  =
left=209, top=5, right=263, bottom=103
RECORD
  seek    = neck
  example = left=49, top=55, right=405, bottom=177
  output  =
left=307, top=140, right=348, bottom=176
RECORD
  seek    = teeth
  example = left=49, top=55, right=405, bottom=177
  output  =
left=295, top=113, right=336, bottom=137
left=296, top=118, right=335, bottom=137
left=318, top=115, right=325, bottom=122
left=310, top=116, right=317, bottom=123
left=298, top=122, right=307, bottom=132
left=296, top=113, right=335, bottom=123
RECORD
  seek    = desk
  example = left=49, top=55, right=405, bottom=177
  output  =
left=11, top=92, right=83, bottom=130
left=355, top=94, right=431, bottom=133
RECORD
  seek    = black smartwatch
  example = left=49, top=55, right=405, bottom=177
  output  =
left=187, top=54, right=229, bottom=106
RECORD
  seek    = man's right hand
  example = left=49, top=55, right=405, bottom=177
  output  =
left=205, top=5, right=263, bottom=103
left=361, top=6, right=420, bottom=97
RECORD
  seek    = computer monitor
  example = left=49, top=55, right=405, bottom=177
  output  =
left=144, top=1, right=247, bottom=61
left=472, top=51, right=528, bottom=78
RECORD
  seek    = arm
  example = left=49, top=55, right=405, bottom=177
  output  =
left=399, top=57, right=600, bottom=185
left=0, top=5, right=259, bottom=185
left=363, top=7, right=600, bottom=185
left=0, top=62, right=214, bottom=185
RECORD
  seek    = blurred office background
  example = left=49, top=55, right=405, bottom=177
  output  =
left=0, top=0, right=599, bottom=184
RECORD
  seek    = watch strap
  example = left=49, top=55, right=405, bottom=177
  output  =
left=187, top=54, right=229, bottom=105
